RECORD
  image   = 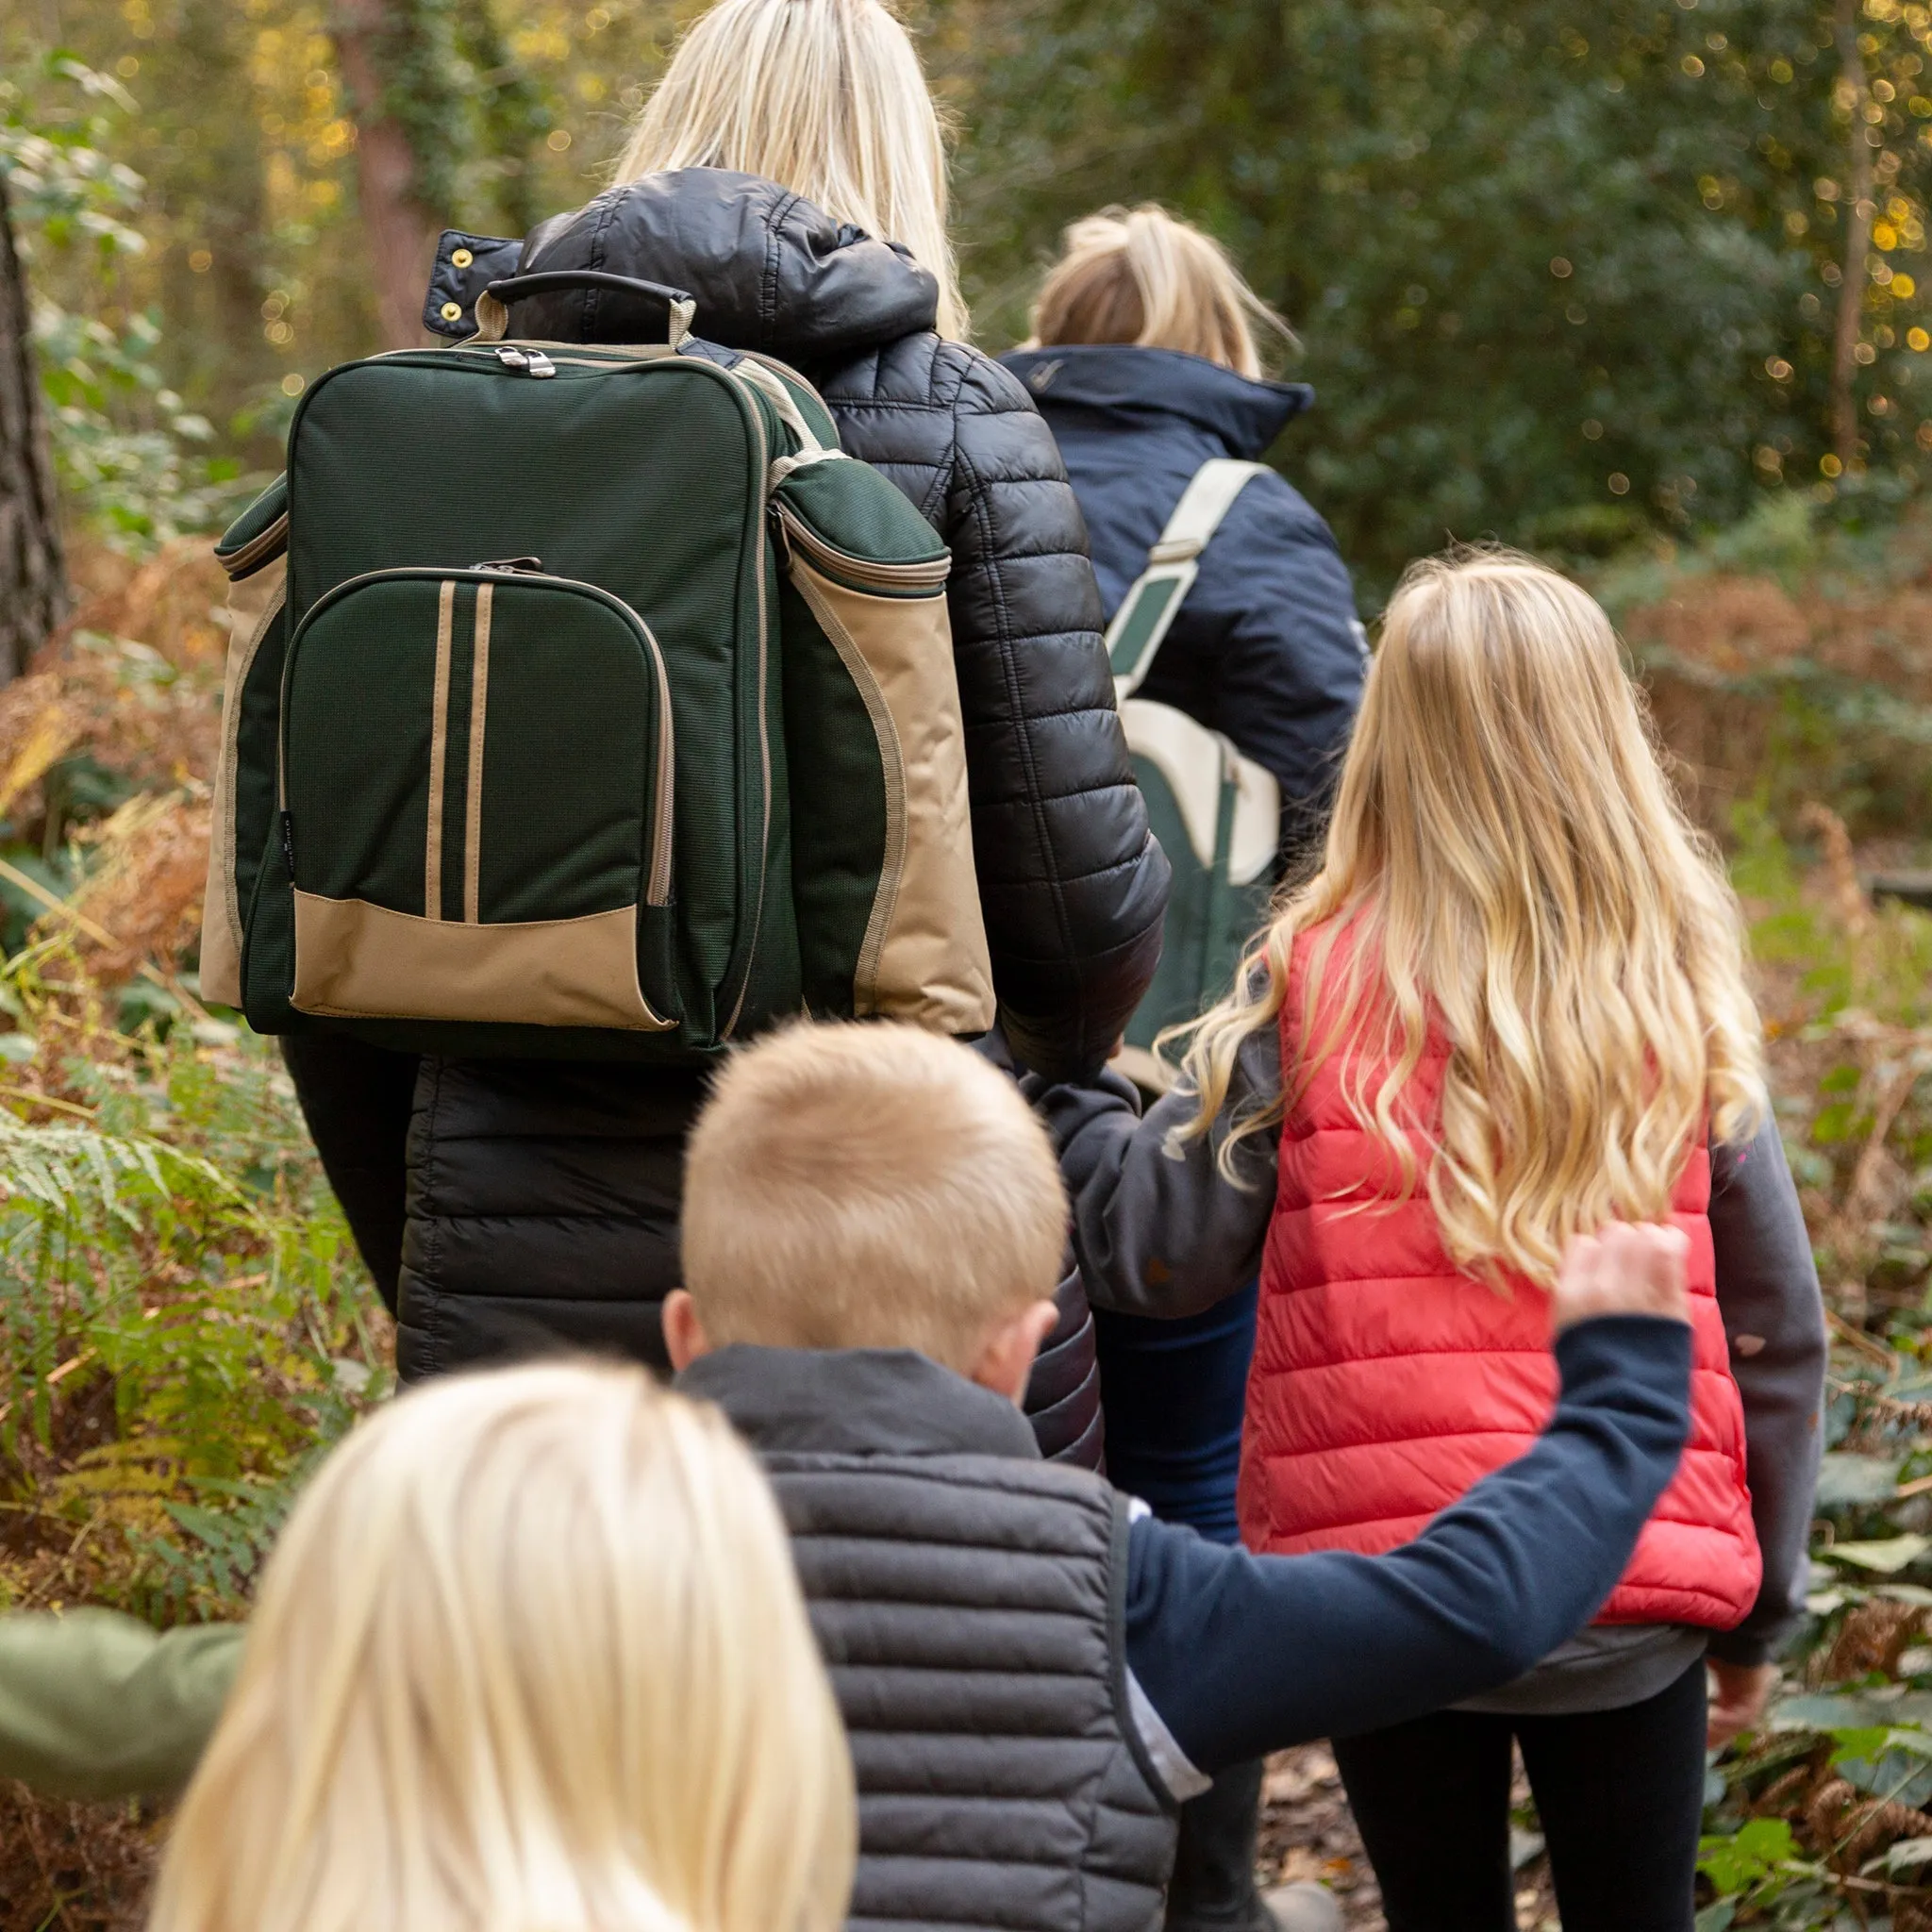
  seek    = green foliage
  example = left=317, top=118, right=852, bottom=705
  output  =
left=1698, top=1817, right=1802, bottom=1900
left=0, top=965, right=387, bottom=1623
left=0, top=0, right=694, bottom=490
left=1734, top=804, right=1932, bottom=1012
left=369, top=0, right=553, bottom=234
left=943, top=0, right=1932, bottom=592
left=0, top=55, right=251, bottom=547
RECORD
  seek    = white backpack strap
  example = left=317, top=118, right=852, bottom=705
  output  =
left=1108, top=459, right=1270, bottom=699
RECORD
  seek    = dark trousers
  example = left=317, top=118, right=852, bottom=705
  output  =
left=1094, top=1279, right=1257, bottom=1542
left=1332, top=1659, right=1708, bottom=1932
left=1094, top=1285, right=1261, bottom=1925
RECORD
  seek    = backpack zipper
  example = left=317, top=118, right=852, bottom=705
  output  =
left=715, top=361, right=774, bottom=1038
left=493, top=346, right=557, bottom=377
left=771, top=501, right=951, bottom=593
left=218, top=508, right=291, bottom=582
left=279, top=565, right=675, bottom=908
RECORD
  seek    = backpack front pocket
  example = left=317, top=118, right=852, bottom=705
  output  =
left=279, top=567, right=676, bottom=1031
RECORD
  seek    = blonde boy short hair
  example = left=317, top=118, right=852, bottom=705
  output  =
left=683, top=1023, right=1067, bottom=1371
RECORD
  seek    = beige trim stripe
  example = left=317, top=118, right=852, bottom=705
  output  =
left=291, top=891, right=671, bottom=1031
left=425, top=580, right=456, bottom=922
left=464, top=582, right=492, bottom=924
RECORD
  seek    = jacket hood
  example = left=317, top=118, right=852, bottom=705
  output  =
left=514, top=168, right=941, bottom=361
left=676, top=1345, right=1042, bottom=1461
left=1000, top=343, right=1312, bottom=459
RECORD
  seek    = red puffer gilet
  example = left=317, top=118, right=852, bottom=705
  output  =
left=1240, top=930, right=1761, bottom=1629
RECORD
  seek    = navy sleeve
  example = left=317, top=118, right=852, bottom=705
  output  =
left=1184, top=479, right=1365, bottom=855
left=1124, top=1315, right=1692, bottom=1772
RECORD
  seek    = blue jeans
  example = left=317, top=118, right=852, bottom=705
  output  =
left=1092, top=1280, right=1258, bottom=1546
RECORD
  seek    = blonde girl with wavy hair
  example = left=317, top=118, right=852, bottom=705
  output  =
left=147, top=1363, right=855, bottom=1932
left=1043, top=549, right=1825, bottom=1932
left=1183, top=548, right=1767, bottom=1247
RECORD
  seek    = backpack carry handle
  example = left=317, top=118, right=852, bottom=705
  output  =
left=474, top=272, right=698, bottom=351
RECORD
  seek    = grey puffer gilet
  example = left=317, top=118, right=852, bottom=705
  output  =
left=677, top=1346, right=1177, bottom=1932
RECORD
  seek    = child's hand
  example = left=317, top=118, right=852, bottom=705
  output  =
left=1549, top=1223, right=1691, bottom=1333
left=1707, top=1659, right=1778, bottom=1750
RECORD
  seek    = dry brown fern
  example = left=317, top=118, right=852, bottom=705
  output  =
left=1821, top=1599, right=1928, bottom=1684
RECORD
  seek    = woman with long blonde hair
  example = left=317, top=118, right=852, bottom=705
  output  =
left=1002, top=204, right=1365, bottom=1932
left=1038, top=551, right=1824, bottom=1932
left=146, top=1363, right=856, bottom=1932
left=281, top=0, right=1167, bottom=1474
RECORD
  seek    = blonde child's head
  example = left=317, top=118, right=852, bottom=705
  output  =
left=1026, top=205, right=1291, bottom=381
left=677, top=1022, right=1067, bottom=1376
left=613, top=0, right=967, bottom=341
left=1180, top=548, right=1767, bottom=1287
left=147, top=1363, right=855, bottom=1932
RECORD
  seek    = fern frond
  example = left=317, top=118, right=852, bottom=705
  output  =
left=0, top=1112, right=240, bottom=1226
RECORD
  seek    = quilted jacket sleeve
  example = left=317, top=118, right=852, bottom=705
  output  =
left=940, top=350, right=1171, bottom=1078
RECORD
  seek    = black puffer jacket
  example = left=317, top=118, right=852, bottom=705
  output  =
left=306, top=171, right=1161, bottom=1457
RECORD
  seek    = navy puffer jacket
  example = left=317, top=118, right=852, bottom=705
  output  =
left=999, top=344, right=1365, bottom=858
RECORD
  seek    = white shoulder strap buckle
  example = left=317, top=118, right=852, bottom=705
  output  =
left=1107, top=458, right=1270, bottom=700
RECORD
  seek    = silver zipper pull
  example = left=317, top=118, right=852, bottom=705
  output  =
left=526, top=350, right=557, bottom=378
left=474, top=557, right=544, bottom=575
left=495, top=346, right=530, bottom=369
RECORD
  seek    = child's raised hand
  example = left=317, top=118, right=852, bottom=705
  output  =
left=1550, top=1223, right=1691, bottom=1333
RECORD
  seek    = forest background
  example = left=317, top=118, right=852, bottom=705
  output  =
left=8, top=1, right=1932, bottom=1928
left=16, top=0, right=1932, bottom=582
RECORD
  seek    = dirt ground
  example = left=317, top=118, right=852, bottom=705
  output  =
left=0, top=1785, right=158, bottom=1931
left=1257, top=1744, right=1563, bottom=1931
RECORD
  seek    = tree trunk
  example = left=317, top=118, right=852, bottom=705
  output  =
left=332, top=0, right=441, bottom=351
left=1834, top=0, right=1876, bottom=473
left=0, top=173, right=66, bottom=687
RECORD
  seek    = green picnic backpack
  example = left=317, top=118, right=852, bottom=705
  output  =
left=200, top=268, right=994, bottom=1060
left=1108, top=459, right=1280, bottom=1091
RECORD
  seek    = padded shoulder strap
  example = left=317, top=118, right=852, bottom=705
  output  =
left=1108, top=459, right=1271, bottom=699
